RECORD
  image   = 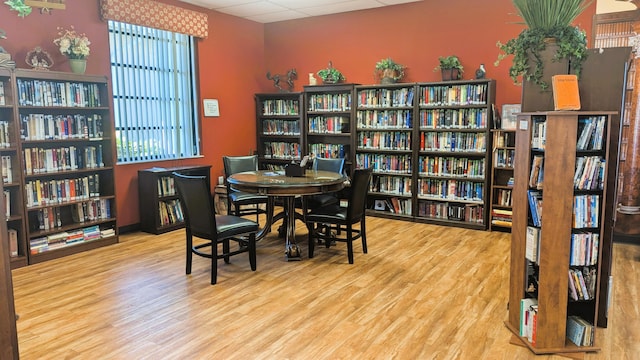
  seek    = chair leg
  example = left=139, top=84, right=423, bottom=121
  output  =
left=223, top=239, right=230, bottom=264
left=347, top=226, right=354, bottom=264
left=249, top=233, right=257, bottom=271
left=266, top=198, right=274, bottom=233
left=186, top=232, right=193, bottom=274
left=211, top=239, right=218, bottom=285
left=361, top=217, right=367, bottom=254
left=307, top=221, right=316, bottom=258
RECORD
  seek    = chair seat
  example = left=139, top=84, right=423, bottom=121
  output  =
left=216, top=215, right=259, bottom=238
left=306, top=204, right=347, bottom=223
left=228, top=191, right=268, bottom=205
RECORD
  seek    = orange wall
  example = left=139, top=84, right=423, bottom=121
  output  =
left=263, top=0, right=596, bottom=108
left=0, top=0, right=596, bottom=228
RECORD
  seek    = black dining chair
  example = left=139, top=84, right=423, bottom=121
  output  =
left=223, top=155, right=272, bottom=229
left=305, top=167, right=372, bottom=264
left=305, top=157, right=346, bottom=209
left=173, top=172, right=258, bottom=285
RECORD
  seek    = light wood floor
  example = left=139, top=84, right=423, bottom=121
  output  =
left=11, top=216, right=640, bottom=359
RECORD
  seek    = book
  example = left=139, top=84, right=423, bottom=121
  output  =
left=566, top=315, right=587, bottom=346
left=552, top=74, right=581, bottom=110
left=526, top=226, right=540, bottom=263
left=8, top=228, right=18, bottom=257
left=529, top=155, right=544, bottom=189
left=520, top=298, right=538, bottom=338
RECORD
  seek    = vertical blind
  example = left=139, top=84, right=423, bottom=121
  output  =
left=109, top=20, right=200, bottom=163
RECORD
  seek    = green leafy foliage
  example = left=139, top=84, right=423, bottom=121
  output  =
left=434, top=55, right=464, bottom=73
left=375, top=57, right=405, bottom=81
left=5, top=0, right=32, bottom=17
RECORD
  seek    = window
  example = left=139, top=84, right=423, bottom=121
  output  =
left=108, top=21, right=200, bottom=163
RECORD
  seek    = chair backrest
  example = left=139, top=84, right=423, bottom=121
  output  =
left=172, top=172, right=217, bottom=239
left=347, top=167, right=373, bottom=222
left=313, top=157, right=345, bottom=174
left=223, top=155, right=259, bottom=178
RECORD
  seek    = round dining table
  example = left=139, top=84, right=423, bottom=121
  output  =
left=227, top=169, right=346, bottom=261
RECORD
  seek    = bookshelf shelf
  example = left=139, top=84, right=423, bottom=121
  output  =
left=489, top=128, right=516, bottom=232
left=9, top=69, right=119, bottom=265
left=138, top=165, right=212, bottom=235
left=507, top=111, right=617, bottom=356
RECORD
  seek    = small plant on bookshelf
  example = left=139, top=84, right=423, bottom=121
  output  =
left=434, top=55, right=464, bottom=81
left=317, top=61, right=345, bottom=84
left=375, top=57, right=405, bottom=84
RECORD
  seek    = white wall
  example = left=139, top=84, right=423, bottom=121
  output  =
left=597, top=0, right=636, bottom=14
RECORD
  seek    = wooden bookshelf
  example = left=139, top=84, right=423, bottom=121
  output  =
left=255, top=92, right=304, bottom=170
left=507, top=111, right=617, bottom=357
left=138, top=165, right=211, bottom=234
left=489, top=129, right=515, bottom=232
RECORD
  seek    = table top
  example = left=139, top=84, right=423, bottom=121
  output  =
left=227, top=170, right=346, bottom=196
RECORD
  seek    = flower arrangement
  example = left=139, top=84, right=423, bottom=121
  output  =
left=53, top=26, right=90, bottom=59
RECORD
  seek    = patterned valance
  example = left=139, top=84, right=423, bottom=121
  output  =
left=100, top=0, right=208, bottom=38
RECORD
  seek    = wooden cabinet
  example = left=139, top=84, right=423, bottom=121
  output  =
left=303, top=84, right=355, bottom=174
left=255, top=92, right=304, bottom=170
left=0, top=69, right=27, bottom=268
left=355, top=83, right=415, bottom=219
left=13, top=69, right=118, bottom=264
left=489, top=129, right=515, bottom=231
left=138, top=165, right=211, bottom=234
left=507, top=111, right=616, bottom=356
left=414, top=79, right=495, bottom=229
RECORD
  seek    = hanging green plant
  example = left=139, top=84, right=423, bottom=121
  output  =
left=5, top=0, right=32, bottom=17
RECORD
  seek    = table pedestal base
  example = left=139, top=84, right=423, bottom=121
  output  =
left=283, top=196, right=302, bottom=261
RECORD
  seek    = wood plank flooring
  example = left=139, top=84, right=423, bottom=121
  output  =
left=10, top=216, right=640, bottom=359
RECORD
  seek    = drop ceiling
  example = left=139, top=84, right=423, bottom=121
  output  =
left=177, top=0, right=423, bottom=23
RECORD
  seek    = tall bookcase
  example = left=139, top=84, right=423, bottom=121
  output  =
left=489, top=129, right=515, bottom=231
left=255, top=92, right=304, bottom=170
left=303, top=84, right=356, bottom=174
left=13, top=69, right=118, bottom=264
left=507, top=111, right=616, bottom=356
left=138, top=165, right=211, bottom=234
left=0, top=69, right=27, bottom=268
left=414, top=79, right=495, bottom=230
left=354, top=83, right=415, bottom=219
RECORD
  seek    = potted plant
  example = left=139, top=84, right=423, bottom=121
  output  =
left=317, top=61, right=345, bottom=84
left=495, top=0, right=590, bottom=91
left=375, top=57, right=405, bottom=84
left=434, top=55, right=464, bottom=81
left=5, top=0, right=32, bottom=17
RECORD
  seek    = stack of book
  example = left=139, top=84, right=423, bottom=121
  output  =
left=566, top=315, right=594, bottom=347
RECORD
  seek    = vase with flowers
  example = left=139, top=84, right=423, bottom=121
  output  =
left=53, top=26, right=90, bottom=74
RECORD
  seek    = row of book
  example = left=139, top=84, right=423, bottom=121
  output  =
left=8, top=228, right=18, bottom=257
left=23, top=145, right=104, bottom=175
left=260, top=99, right=299, bottom=116
left=17, top=79, right=102, bottom=108
left=494, top=189, right=512, bottom=207
left=494, top=131, right=515, bottom=148
left=494, top=148, right=515, bottom=168
left=25, top=174, right=100, bottom=207
left=307, top=93, right=351, bottom=112
left=373, top=197, right=411, bottom=216
left=20, top=113, right=104, bottom=141
left=417, top=178, right=484, bottom=202
left=308, top=116, right=349, bottom=134
left=526, top=226, right=541, bottom=263
left=0, top=82, right=5, bottom=106
left=520, top=298, right=538, bottom=345
left=356, top=153, right=412, bottom=174
left=263, top=141, right=301, bottom=160
left=309, top=143, right=348, bottom=160
left=529, top=155, right=544, bottom=189
left=577, top=116, right=606, bottom=151
left=262, top=119, right=301, bottom=136
left=4, top=189, right=10, bottom=217
left=0, top=121, right=11, bottom=148
left=491, top=209, right=512, bottom=228
left=574, top=156, right=605, bottom=191
left=573, top=194, right=600, bottom=228
left=527, top=190, right=543, bottom=227
left=420, top=131, right=487, bottom=153
left=566, top=315, right=594, bottom=347
left=418, top=200, right=484, bottom=223
left=418, top=83, right=489, bottom=106
left=1, top=155, right=12, bottom=183
left=570, top=232, right=599, bottom=266
left=357, top=131, right=412, bottom=150
left=419, top=108, right=488, bottom=129
left=29, top=225, right=112, bottom=254
left=568, top=267, right=597, bottom=302
left=369, top=175, right=412, bottom=196
left=418, top=156, right=485, bottom=178
left=157, top=176, right=176, bottom=197
left=356, top=109, right=412, bottom=129
left=357, top=87, right=414, bottom=108
left=531, top=119, right=547, bottom=149
left=159, top=199, right=184, bottom=226
left=30, top=199, right=112, bottom=232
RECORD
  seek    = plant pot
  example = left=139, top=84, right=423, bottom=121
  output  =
left=521, top=43, right=570, bottom=112
left=380, top=69, right=398, bottom=84
left=69, top=58, right=87, bottom=74
left=441, top=69, right=459, bottom=81
left=381, top=77, right=396, bottom=85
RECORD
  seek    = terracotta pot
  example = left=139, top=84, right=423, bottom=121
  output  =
left=441, top=69, right=459, bottom=81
